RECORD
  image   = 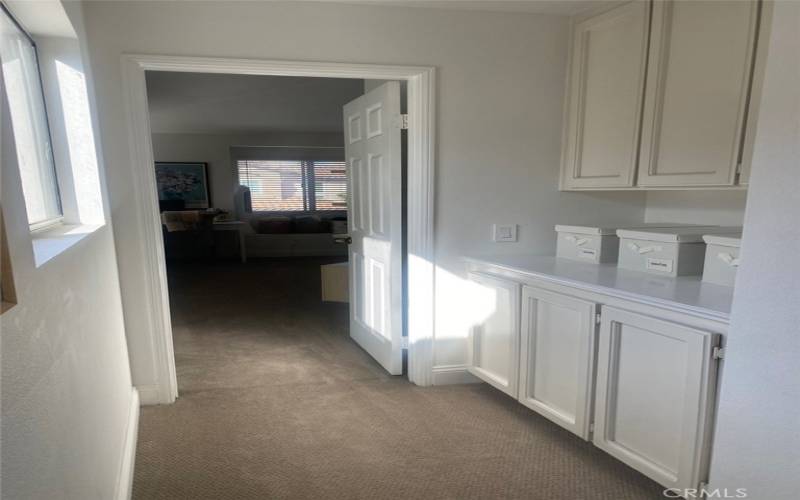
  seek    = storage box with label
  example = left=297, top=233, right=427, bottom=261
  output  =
left=616, top=227, right=741, bottom=277
left=555, top=225, right=620, bottom=263
left=702, top=235, right=742, bottom=286
left=556, top=223, right=713, bottom=265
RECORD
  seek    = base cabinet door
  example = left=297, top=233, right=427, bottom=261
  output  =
left=593, top=307, right=719, bottom=491
left=518, top=286, right=597, bottom=439
left=466, top=272, right=521, bottom=397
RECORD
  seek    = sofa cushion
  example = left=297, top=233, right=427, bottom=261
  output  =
left=293, top=215, right=330, bottom=233
left=256, top=216, right=292, bottom=234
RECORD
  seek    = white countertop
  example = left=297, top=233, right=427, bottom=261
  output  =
left=465, top=254, right=734, bottom=322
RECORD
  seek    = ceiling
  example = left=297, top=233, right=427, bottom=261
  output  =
left=145, top=72, right=364, bottom=135
left=321, top=0, right=604, bottom=16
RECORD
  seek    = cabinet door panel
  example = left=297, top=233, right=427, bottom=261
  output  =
left=466, top=273, right=521, bottom=397
left=561, top=1, right=650, bottom=189
left=594, top=307, right=719, bottom=491
left=519, top=286, right=596, bottom=439
left=638, top=0, right=760, bottom=187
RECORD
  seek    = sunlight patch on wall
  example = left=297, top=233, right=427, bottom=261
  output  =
left=434, top=266, right=498, bottom=340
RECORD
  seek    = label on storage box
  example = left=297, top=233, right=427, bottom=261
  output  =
left=646, top=258, right=674, bottom=273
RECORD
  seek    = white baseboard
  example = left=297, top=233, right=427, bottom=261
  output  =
left=136, top=384, right=162, bottom=406
left=115, top=388, right=140, bottom=500
left=432, top=364, right=481, bottom=385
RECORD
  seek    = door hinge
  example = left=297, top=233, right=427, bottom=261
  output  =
left=595, top=312, right=602, bottom=325
left=589, top=422, right=595, bottom=433
left=399, top=114, right=409, bottom=130
left=712, top=346, right=725, bottom=360
left=401, top=337, right=409, bottom=349
left=735, top=162, right=743, bottom=175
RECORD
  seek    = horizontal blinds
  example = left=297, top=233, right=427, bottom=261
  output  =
left=237, top=159, right=347, bottom=212
left=237, top=160, right=307, bottom=211
left=312, top=161, right=347, bottom=211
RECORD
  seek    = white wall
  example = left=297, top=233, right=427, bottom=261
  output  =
left=151, top=131, right=343, bottom=212
left=708, top=2, right=800, bottom=497
left=146, top=72, right=363, bottom=134
left=644, top=191, right=748, bottom=227
left=0, top=2, right=134, bottom=498
left=79, top=0, right=646, bottom=391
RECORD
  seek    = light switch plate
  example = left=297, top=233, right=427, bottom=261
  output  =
left=493, top=224, right=518, bottom=242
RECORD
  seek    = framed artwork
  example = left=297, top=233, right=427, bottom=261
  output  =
left=155, top=162, right=210, bottom=209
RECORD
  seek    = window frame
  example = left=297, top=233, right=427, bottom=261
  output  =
left=234, top=155, right=348, bottom=215
left=1, top=2, right=63, bottom=231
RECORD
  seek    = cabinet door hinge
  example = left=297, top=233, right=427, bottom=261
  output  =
left=401, top=337, right=409, bottom=349
left=589, top=422, right=595, bottom=433
left=399, top=114, right=409, bottom=130
left=712, top=346, right=725, bottom=360
left=595, top=312, right=602, bottom=325
left=735, top=162, right=743, bottom=175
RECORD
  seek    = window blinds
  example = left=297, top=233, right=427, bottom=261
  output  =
left=237, top=159, right=346, bottom=212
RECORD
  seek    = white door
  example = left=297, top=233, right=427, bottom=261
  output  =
left=561, top=0, right=650, bottom=189
left=594, top=307, right=720, bottom=491
left=518, top=286, right=596, bottom=439
left=637, top=0, right=760, bottom=187
left=466, top=272, right=521, bottom=397
left=343, top=82, right=403, bottom=375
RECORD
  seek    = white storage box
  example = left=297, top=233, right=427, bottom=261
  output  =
left=702, top=235, right=742, bottom=286
left=617, top=227, right=740, bottom=277
left=555, top=225, right=620, bottom=263
left=321, top=261, right=349, bottom=303
left=556, top=223, right=713, bottom=264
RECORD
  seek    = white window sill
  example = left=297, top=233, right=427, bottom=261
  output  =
left=32, top=223, right=103, bottom=267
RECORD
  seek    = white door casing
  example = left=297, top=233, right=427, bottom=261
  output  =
left=593, top=306, right=719, bottom=491
left=466, top=272, right=521, bottom=397
left=518, top=286, right=596, bottom=439
left=121, top=56, right=435, bottom=404
left=344, top=81, right=403, bottom=375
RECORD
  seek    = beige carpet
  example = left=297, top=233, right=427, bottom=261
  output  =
left=133, top=258, right=663, bottom=500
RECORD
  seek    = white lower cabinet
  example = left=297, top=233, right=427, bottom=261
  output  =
left=465, top=269, right=723, bottom=495
left=518, top=286, right=596, bottom=439
left=593, top=307, right=719, bottom=492
left=466, top=272, right=521, bottom=397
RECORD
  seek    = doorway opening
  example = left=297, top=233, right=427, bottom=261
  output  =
left=122, top=56, right=435, bottom=404
left=145, top=70, right=406, bottom=394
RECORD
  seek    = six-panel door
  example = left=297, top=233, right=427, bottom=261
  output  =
left=466, top=272, right=521, bottom=397
left=561, top=0, right=650, bottom=189
left=518, top=286, right=597, bottom=439
left=343, top=81, right=404, bottom=375
left=593, top=307, right=719, bottom=491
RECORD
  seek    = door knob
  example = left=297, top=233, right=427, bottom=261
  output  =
left=333, top=235, right=352, bottom=245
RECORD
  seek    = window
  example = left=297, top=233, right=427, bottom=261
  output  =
left=237, top=159, right=347, bottom=212
left=1, top=4, right=62, bottom=229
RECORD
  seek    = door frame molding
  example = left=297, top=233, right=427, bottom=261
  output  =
left=121, top=55, right=436, bottom=404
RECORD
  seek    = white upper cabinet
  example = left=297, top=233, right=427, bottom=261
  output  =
left=637, top=0, right=760, bottom=187
left=593, top=307, right=719, bottom=491
left=518, top=286, right=597, bottom=439
left=466, top=272, right=521, bottom=397
left=561, top=1, right=650, bottom=189
left=561, top=0, right=762, bottom=190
